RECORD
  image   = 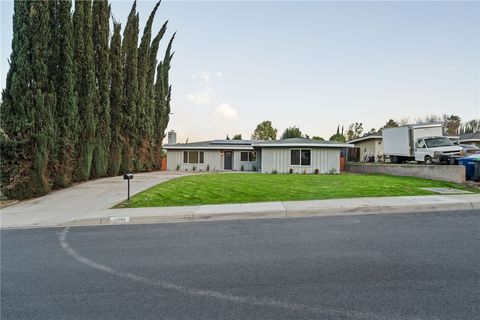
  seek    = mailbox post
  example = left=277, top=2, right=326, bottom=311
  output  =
left=123, top=173, right=133, bottom=203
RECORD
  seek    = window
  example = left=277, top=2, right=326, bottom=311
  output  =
left=241, top=152, right=248, bottom=161
left=301, top=150, right=311, bottom=165
left=291, top=149, right=311, bottom=166
left=241, top=151, right=257, bottom=162
left=291, top=150, right=300, bottom=165
left=183, top=151, right=204, bottom=164
left=189, top=151, right=198, bottom=163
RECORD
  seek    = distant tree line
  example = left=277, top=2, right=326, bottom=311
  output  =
left=1, top=0, right=174, bottom=199
left=243, top=114, right=478, bottom=145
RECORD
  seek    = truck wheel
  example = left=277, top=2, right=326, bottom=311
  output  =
left=425, top=156, right=433, bottom=164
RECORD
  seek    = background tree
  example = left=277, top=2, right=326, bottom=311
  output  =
left=382, top=119, right=398, bottom=129
left=91, top=0, right=111, bottom=178
left=329, top=125, right=346, bottom=142
left=443, top=114, right=461, bottom=135
left=74, top=0, right=96, bottom=182
left=311, top=136, right=325, bottom=141
left=346, top=122, right=363, bottom=141
left=281, top=126, right=303, bottom=139
left=232, top=134, right=242, bottom=140
left=251, top=121, right=277, bottom=140
left=108, top=21, right=123, bottom=176
left=416, top=114, right=442, bottom=124
left=460, top=119, right=480, bottom=134
left=225, top=134, right=230, bottom=140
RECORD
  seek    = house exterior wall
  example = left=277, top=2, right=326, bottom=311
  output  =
left=355, top=138, right=384, bottom=162
left=167, top=150, right=222, bottom=171
left=260, top=147, right=341, bottom=174
left=233, top=150, right=260, bottom=171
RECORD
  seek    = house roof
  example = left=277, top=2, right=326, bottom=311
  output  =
left=164, top=137, right=353, bottom=150
left=459, top=132, right=480, bottom=142
left=347, top=132, right=383, bottom=144
left=252, top=137, right=353, bottom=148
left=164, top=140, right=255, bottom=150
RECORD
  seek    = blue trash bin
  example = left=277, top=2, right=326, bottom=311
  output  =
left=457, top=155, right=480, bottom=181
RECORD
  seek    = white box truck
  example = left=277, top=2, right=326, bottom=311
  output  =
left=383, top=123, right=463, bottom=164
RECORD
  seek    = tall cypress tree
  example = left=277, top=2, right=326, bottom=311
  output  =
left=0, top=1, right=35, bottom=198
left=136, top=1, right=161, bottom=171
left=73, top=0, right=96, bottom=182
left=120, top=1, right=139, bottom=173
left=29, top=0, right=56, bottom=195
left=153, top=33, right=175, bottom=167
left=146, top=22, right=168, bottom=169
left=49, top=0, right=78, bottom=188
left=91, top=0, right=111, bottom=178
left=108, top=21, right=124, bottom=176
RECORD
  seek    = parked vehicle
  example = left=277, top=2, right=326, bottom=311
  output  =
left=383, top=124, right=464, bottom=164
left=458, top=144, right=480, bottom=156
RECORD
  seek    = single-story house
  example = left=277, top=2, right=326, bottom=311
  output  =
left=347, top=132, right=384, bottom=162
left=459, top=132, right=480, bottom=147
left=164, top=135, right=352, bottom=174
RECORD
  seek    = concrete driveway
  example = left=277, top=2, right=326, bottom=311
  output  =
left=0, top=171, right=189, bottom=228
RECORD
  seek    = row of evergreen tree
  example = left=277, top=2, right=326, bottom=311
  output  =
left=1, top=0, right=174, bottom=199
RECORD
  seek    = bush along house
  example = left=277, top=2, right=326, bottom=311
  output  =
left=164, top=132, right=353, bottom=174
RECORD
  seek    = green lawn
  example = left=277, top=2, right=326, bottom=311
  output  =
left=119, top=173, right=475, bottom=208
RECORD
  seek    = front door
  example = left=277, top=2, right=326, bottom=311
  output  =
left=224, top=151, right=233, bottom=170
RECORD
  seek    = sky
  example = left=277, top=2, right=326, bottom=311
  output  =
left=1, top=0, right=479, bottom=143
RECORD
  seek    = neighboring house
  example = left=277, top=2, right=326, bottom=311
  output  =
left=459, top=132, right=480, bottom=147
left=347, top=132, right=384, bottom=162
left=164, top=134, right=352, bottom=174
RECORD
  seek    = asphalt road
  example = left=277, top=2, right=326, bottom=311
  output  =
left=2, top=210, right=480, bottom=320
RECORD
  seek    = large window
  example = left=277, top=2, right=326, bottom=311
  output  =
left=290, top=149, right=311, bottom=166
left=183, top=151, right=204, bottom=164
left=240, top=151, right=257, bottom=162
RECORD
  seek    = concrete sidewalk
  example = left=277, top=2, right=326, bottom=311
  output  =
left=2, top=191, right=479, bottom=229
left=1, top=171, right=191, bottom=228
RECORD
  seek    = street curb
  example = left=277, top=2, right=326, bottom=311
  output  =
left=50, top=201, right=480, bottom=228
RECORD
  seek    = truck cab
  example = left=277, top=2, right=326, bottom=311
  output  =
left=414, top=136, right=463, bottom=163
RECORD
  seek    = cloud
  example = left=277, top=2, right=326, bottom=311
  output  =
left=191, top=70, right=223, bottom=82
left=200, top=70, right=210, bottom=82
left=186, top=86, right=216, bottom=106
left=215, top=103, right=237, bottom=120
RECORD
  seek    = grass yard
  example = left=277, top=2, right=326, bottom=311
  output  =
left=119, top=173, right=476, bottom=208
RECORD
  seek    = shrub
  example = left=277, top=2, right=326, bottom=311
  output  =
left=314, top=168, right=319, bottom=174
left=192, top=166, right=196, bottom=171
left=240, top=165, right=244, bottom=172
left=271, top=169, right=278, bottom=174
left=303, top=169, right=307, bottom=174
left=176, top=164, right=180, bottom=171
left=207, top=164, right=210, bottom=171
left=328, top=168, right=337, bottom=174
left=289, top=168, right=293, bottom=174
left=252, top=165, right=257, bottom=172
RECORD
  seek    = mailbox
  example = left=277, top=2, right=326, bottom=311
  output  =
left=123, top=173, right=133, bottom=180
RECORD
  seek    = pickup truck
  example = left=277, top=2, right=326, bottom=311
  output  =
left=414, top=136, right=464, bottom=164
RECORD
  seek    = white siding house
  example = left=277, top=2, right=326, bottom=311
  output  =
left=164, top=137, right=352, bottom=174
left=260, top=147, right=340, bottom=174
